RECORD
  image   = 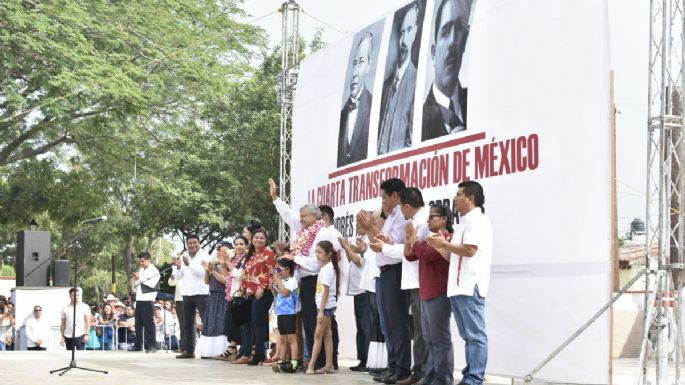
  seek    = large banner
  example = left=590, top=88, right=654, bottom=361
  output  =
left=291, top=0, right=611, bottom=383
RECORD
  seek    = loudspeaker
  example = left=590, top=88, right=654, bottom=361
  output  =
left=50, top=260, right=70, bottom=287
left=15, top=230, right=51, bottom=286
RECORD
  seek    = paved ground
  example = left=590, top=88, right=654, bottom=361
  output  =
left=0, top=351, right=676, bottom=385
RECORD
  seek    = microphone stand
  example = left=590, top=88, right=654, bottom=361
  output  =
left=50, top=223, right=108, bottom=376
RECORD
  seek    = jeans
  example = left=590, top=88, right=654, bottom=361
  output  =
left=243, top=291, right=274, bottom=360
left=422, top=293, right=454, bottom=385
left=239, top=322, right=251, bottom=357
left=450, top=286, right=488, bottom=385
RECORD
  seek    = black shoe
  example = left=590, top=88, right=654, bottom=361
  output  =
left=370, top=368, right=389, bottom=375
left=350, top=363, right=366, bottom=371
left=374, top=371, right=394, bottom=382
left=247, top=356, right=264, bottom=366
left=176, top=351, right=195, bottom=359
left=382, top=374, right=404, bottom=384
left=127, top=346, right=142, bottom=352
left=145, top=349, right=157, bottom=354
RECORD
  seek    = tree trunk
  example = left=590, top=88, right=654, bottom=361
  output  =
left=123, top=238, right=134, bottom=294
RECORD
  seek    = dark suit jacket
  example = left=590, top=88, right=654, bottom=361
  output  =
left=421, top=85, right=468, bottom=142
left=337, top=88, right=372, bottom=167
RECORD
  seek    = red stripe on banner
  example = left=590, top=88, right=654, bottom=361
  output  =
left=328, top=131, right=486, bottom=179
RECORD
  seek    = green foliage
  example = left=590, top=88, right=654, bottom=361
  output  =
left=0, top=264, right=15, bottom=277
left=0, top=1, right=317, bottom=295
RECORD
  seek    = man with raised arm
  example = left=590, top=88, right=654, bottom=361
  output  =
left=269, top=178, right=342, bottom=370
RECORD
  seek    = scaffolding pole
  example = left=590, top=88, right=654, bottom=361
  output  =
left=277, top=0, right=300, bottom=242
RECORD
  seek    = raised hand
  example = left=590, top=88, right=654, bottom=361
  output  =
left=404, top=221, right=417, bottom=245
left=357, top=210, right=371, bottom=230
left=268, top=178, right=278, bottom=201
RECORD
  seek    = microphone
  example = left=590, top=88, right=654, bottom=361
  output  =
left=82, top=215, right=108, bottom=225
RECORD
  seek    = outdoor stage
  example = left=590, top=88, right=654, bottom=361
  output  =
left=0, top=351, right=667, bottom=385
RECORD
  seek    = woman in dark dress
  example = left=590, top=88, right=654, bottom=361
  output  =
left=194, top=245, right=230, bottom=358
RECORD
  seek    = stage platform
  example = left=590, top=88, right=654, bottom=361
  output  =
left=0, top=351, right=662, bottom=384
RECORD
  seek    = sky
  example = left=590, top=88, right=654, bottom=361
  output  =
left=240, top=0, right=650, bottom=236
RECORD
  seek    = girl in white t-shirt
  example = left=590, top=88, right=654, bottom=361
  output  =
left=306, top=240, right=340, bottom=375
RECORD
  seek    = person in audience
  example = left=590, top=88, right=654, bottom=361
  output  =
left=117, top=305, right=136, bottom=350
left=154, top=304, right=178, bottom=350
left=104, top=294, right=119, bottom=317
left=26, top=305, right=49, bottom=351
left=0, top=301, right=15, bottom=351
left=305, top=241, right=340, bottom=375
left=318, top=205, right=342, bottom=370
left=234, top=228, right=276, bottom=366
left=96, top=304, right=117, bottom=350
left=272, top=258, right=299, bottom=373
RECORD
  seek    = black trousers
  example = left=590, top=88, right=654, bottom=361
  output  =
left=380, top=264, right=411, bottom=378
left=368, top=289, right=384, bottom=342
left=175, top=300, right=185, bottom=351
left=353, top=291, right=373, bottom=365
left=64, top=335, right=85, bottom=350
left=300, top=275, right=318, bottom=363
left=135, top=300, right=155, bottom=350
left=27, top=346, right=46, bottom=351
left=182, top=295, right=208, bottom=352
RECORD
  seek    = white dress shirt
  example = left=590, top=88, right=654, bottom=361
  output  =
left=135, top=264, right=161, bottom=302
left=376, top=205, right=408, bottom=267
left=447, top=208, right=493, bottom=297
left=273, top=198, right=342, bottom=278
left=380, top=206, right=429, bottom=289
left=175, top=249, right=211, bottom=296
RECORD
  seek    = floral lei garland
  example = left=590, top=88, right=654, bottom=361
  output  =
left=291, top=220, right=325, bottom=257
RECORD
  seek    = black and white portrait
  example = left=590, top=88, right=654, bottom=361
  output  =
left=377, top=0, right=426, bottom=155
left=337, top=21, right=384, bottom=167
left=422, top=0, right=472, bottom=141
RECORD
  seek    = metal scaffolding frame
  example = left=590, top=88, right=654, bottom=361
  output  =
left=277, top=0, right=300, bottom=242
left=638, top=1, right=685, bottom=384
